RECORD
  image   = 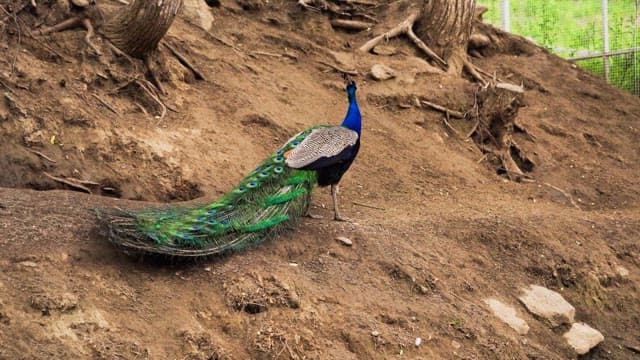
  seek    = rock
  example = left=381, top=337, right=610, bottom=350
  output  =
left=370, top=64, right=396, bottom=81
left=563, top=322, right=604, bottom=355
left=335, top=236, right=352, bottom=246
left=518, top=285, right=575, bottom=327
left=371, top=330, right=379, bottom=337
left=18, top=261, right=38, bottom=268
left=616, top=265, right=630, bottom=278
left=182, top=0, right=214, bottom=31
left=372, top=45, right=397, bottom=56
left=451, top=340, right=461, bottom=350
left=484, top=298, right=530, bottom=335
left=71, top=0, right=90, bottom=7
left=415, top=337, right=422, bottom=347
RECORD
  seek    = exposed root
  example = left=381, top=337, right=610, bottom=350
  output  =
left=469, top=83, right=536, bottom=181
left=330, top=19, right=373, bottom=31
left=91, top=93, right=119, bottom=115
left=359, top=9, right=446, bottom=69
left=317, top=60, right=358, bottom=76
left=463, top=59, right=487, bottom=85
left=162, top=41, right=206, bottom=81
left=38, top=16, right=82, bottom=35
left=43, top=172, right=92, bottom=194
left=117, top=80, right=167, bottom=120
left=541, top=182, right=581, bottom=210
left=420, top=98, right=465, bottom=119
left=80, top=18, right=101, bottom=55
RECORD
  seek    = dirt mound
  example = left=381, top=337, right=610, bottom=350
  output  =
left=1, top=0, right=639, bottom=359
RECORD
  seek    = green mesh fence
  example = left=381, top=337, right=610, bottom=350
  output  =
left=479, top=0, right=639, bottom=95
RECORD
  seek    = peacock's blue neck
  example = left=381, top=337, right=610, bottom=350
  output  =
left=341, top=95, right=361, bottom=136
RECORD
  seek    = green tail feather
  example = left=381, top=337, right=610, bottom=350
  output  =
left=97, top=127, right=325, bottom=257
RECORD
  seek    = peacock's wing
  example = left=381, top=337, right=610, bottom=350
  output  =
left=284, top=126, right=358, bottom=170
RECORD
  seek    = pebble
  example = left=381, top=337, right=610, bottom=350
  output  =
left=415, top=337, right=422, bottom=347
left=19, top=261, right=38, bottom=268
left=484, top=298, right=530, bottom=335
left=371, top=330, right=379, bottom=337
left=518, top=285, right=575, bottom=327
left=370, top=64, right=396, bottom=81
left=335, top=236, right=352, bottom=246
left=372, top=45, right=397, bottom=56
left=616, top=265, right=630, bottom=278
left=563, top=322, right=604, bottom=355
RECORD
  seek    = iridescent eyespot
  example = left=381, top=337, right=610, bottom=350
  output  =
left=274, top=166, right=284, bottom=174
left=291, top=140, right=300, bottom=147
left=221, top=220, right=229, bottom=225
left=259, top=171, right=269, bottom=178
left=191, top=225, right=203, bottom=231
left=207, top=219, right=218, bottom=225
left=274, top=156, right=284, bottom=162
left=276, top=149, right=285, bottom=155
left=206, top=209, right=217, bottom=215
left=196, top=216, right=206, bottom=222
left=247, top=181, right=258, bottom=188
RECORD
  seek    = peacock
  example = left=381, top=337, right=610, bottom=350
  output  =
left=97, top=77, right=362, bottom=257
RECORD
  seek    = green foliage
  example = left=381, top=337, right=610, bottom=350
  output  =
left=479, top=0, right=639, bottom=94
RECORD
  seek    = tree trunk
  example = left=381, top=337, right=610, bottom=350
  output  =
left=103, top=0, right=183, bottom=58
left=414, top=0, right=476, bottom=75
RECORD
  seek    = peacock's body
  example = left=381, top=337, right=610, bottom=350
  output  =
left=97, top=79, right=361, bottom=257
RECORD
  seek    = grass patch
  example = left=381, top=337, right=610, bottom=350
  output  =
left=479, top=0, right=639, bottom=94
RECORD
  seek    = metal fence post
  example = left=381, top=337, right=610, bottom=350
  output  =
left=500, top=0, right=510, bottom=32
left=602, top=0, right=610, bottom=81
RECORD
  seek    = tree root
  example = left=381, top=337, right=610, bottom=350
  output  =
left=38, top=16, right=101, bottom=55
left=162, top=41, right=206, bottom=81
left=359, top=9, right=447, bottom=70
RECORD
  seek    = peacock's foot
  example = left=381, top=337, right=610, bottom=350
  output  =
left=305, top=213, right=324, bottom=219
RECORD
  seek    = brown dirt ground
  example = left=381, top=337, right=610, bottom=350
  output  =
left=1, top=1, right=639, bottom=359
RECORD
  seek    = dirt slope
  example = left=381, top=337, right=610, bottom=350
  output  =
left=1, top=1, right=639, bottom=359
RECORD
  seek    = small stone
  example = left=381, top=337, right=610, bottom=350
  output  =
left=451, top=340, right=461, bottom=350
left=484, top=298, right=529, bottom=335
left=518, top=285, right=575, bottom=327
left=372, top=45, right=397, bottom=56
left=182, top=0, right=214, bottom=30
left=616, top=265, right=630, bottom=278
left=71, top=0, right=90, bottom=7
left=335, top=236, right=352, bottom=246
left=19, top=261, right=38, bottom=268
left=370, top=64, right=396, bottom=81
left=371, top=330, right=379, bottom=337
left=204, top=266, right=211, bottom=272
left=563, top=322, right=604, bottom=355
left=415, top=337, right=422, bottom=347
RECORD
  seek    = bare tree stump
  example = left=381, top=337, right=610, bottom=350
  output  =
left=103, top=0, right=183, bottom=59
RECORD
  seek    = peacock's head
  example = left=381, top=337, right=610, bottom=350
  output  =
left=343, top=73, right=357, bottom=102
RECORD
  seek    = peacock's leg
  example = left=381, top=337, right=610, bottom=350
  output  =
left=304, top=207, right=324, bottom=219
left=331, top=184, right=350, bottom=222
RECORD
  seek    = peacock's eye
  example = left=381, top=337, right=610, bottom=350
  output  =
left=274, top=166, right=284, bottom=174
